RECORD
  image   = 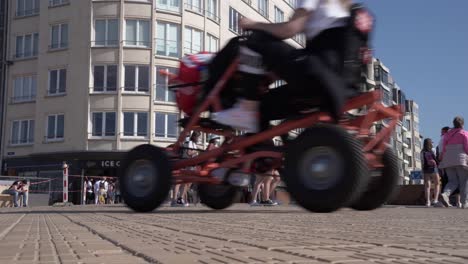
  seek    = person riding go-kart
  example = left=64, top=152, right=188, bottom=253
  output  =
left=119, top=0, right=400, bottom=214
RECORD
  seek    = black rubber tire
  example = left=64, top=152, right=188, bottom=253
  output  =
left=283, top=125, right=369, bottom=213
left=119, top=144, right=172, bottom=212
left=198, top=183, right=239, bottom=210
left=351, top=148, right=399, bottom=211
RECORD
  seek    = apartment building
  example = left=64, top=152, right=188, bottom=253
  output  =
left=365, top=58, right=422, bottom=184
left=0, top=0, right=9, bottom=164
left=1, top=0, right=304, bottom=183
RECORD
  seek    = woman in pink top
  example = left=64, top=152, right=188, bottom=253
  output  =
left=439, top=116, right=468, bottom=208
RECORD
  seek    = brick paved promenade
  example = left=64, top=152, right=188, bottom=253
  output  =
left=0, top=204, right=467, bottom=264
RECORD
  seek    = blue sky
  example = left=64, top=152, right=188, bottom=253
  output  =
left=360, top=0, right=468, bottom=142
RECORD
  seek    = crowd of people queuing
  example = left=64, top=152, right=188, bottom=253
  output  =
left=83, top=177, right=121, bottom=205
left=422, top=116, right=468, bottom=208
left=168, top=131, right=283, bottom=207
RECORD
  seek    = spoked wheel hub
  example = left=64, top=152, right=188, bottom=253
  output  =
left=299, top=147, right=343, bottom=190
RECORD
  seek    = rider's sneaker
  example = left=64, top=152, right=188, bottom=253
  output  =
left=260, top=199, right=278, bottom=206
left=212, top=99, right=259, bottom=133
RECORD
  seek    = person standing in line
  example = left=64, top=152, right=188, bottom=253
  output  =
left=421, top=139, right=442, bottom=207
left=440, top=116, right=468, bottom=208
left=94, top=178, right=101, bottom=205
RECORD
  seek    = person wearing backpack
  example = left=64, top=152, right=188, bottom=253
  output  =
left=421, top=138, right=443, bottom=207
left=212, top=0, right=373, bottom=132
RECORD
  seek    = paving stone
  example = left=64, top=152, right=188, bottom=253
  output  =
left=1, top=205, right=468, bottom=263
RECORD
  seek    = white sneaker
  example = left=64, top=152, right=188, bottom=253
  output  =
left=441, top=193, right=452, bottom=207
left=250, top=200, right=261, bottom=206
left=212, top=99, right=259, bottom=133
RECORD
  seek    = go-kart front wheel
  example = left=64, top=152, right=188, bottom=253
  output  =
left=119, top=144, right=171, bottom=212
left=283, top=125, right=369, bottom=213
left=198, top=183, right=239, bottom=210
left=351, top=148, right=399, bottom=211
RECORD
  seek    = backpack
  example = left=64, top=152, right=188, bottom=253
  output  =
left=343, top=3, right=375, bottom=91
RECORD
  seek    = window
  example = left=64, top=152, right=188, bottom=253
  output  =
left=156, top=21, right=180, bottom=57
left=274, top=6, right=284, bottom=22
left=156, top=0, right=181, bottom=13
left=93, top=65, right=117, bottom=92
left=381, top=88, right=391, bottom=106
left=123, top=112, right=148, bottom=137
left=284, top=0, right=297, bottom=8
left=16, top=0, right=39, bottom=17
left=11, top=120, right=34, bottom=145
left=48, top=69, right=67, bottom=95
left=293, top=34, right=305, bottom=46
left=258, top=0, right=268, bottom=18
left=47, top=114, right=64, bottom=140
left=49, top=0, right=69, bottom=7
left=229, top=7, right=243, bottom=35
left=50, top=24, right=68, bottom=49
left=206, top=0, right=218, bottom=22
left=124, top=65, right=149, bottom=92
left=184, top=27, right=202, bottom=55
left=155, top=66, right=177, bottom=102
left=207, top=34, right=218, bottom=52
left=125, top=20, right=150, bottom=47
left=94, top=19, right=119, bottom=46
left=381, top=69, right=389, bottom=87
left=186, top=0, right=202, bottom=13
left=92, top=112, right=116, bottom=137
left=155, top=112, right=178, bottom=138
left=15, top=33, right=39, bottom=59
left=13, top=75, right=37, bottom=103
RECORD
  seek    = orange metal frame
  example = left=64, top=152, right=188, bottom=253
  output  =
left=167, top=60, right=402, bottom=184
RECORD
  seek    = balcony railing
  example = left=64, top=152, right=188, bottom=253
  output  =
left=185, top=3, right=203, bottom=14
left=123, top=40, right=151, bottom=48
left=11, top=95, right=36, bottom=104
left=16, top=8, right=39, bottom=17
left=155, top=38, right=179, bottom=58
left=49, top=0, right=70, bottom=7
left=91, top=40, right=119, bottom=47
left=10, top=138, right=34, bottom=146
left=205, top=10, right=220, bottom=23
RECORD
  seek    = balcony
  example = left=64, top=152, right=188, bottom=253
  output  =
left=15, top=8, right=39, bottom=18
left=11, top=95, right=36, bottom=104
left=49, top=0, right=70, bottom=7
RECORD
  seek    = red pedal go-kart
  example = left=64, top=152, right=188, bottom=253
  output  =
left=118, top=55, right=402, bottom=213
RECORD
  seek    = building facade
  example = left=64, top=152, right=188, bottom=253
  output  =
left=0, top=0, right=9, bottom=164
left=1, top=0, right=304, bottom=185
left=364, top=58, right=422, bottom=184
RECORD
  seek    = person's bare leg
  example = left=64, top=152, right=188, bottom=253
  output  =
left=424, top=177, right=431, bottom=207
left=261, top=176, right=273, bottom=202
left=456, top=194, right=462, bottom=208
left=269, top=170, right=281, bottom=199
left=172, top=184, right=181, bottom=205
left=251, top=176, right=264, bottom=204
left=432, top=173, right=441, bottom=204
left=182, top=183, right=192, bottom=206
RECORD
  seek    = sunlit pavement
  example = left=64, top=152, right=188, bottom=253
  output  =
left=0, top=204, right=467, bottom=263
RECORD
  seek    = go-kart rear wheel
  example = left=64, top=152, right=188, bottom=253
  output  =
left=198, top=183, right=239, bottom=210
left=283, top=125, right=369, bottom=213
left=351, top=148, right=399, bottom=211
left=119, top=144, right=171, bottom=212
